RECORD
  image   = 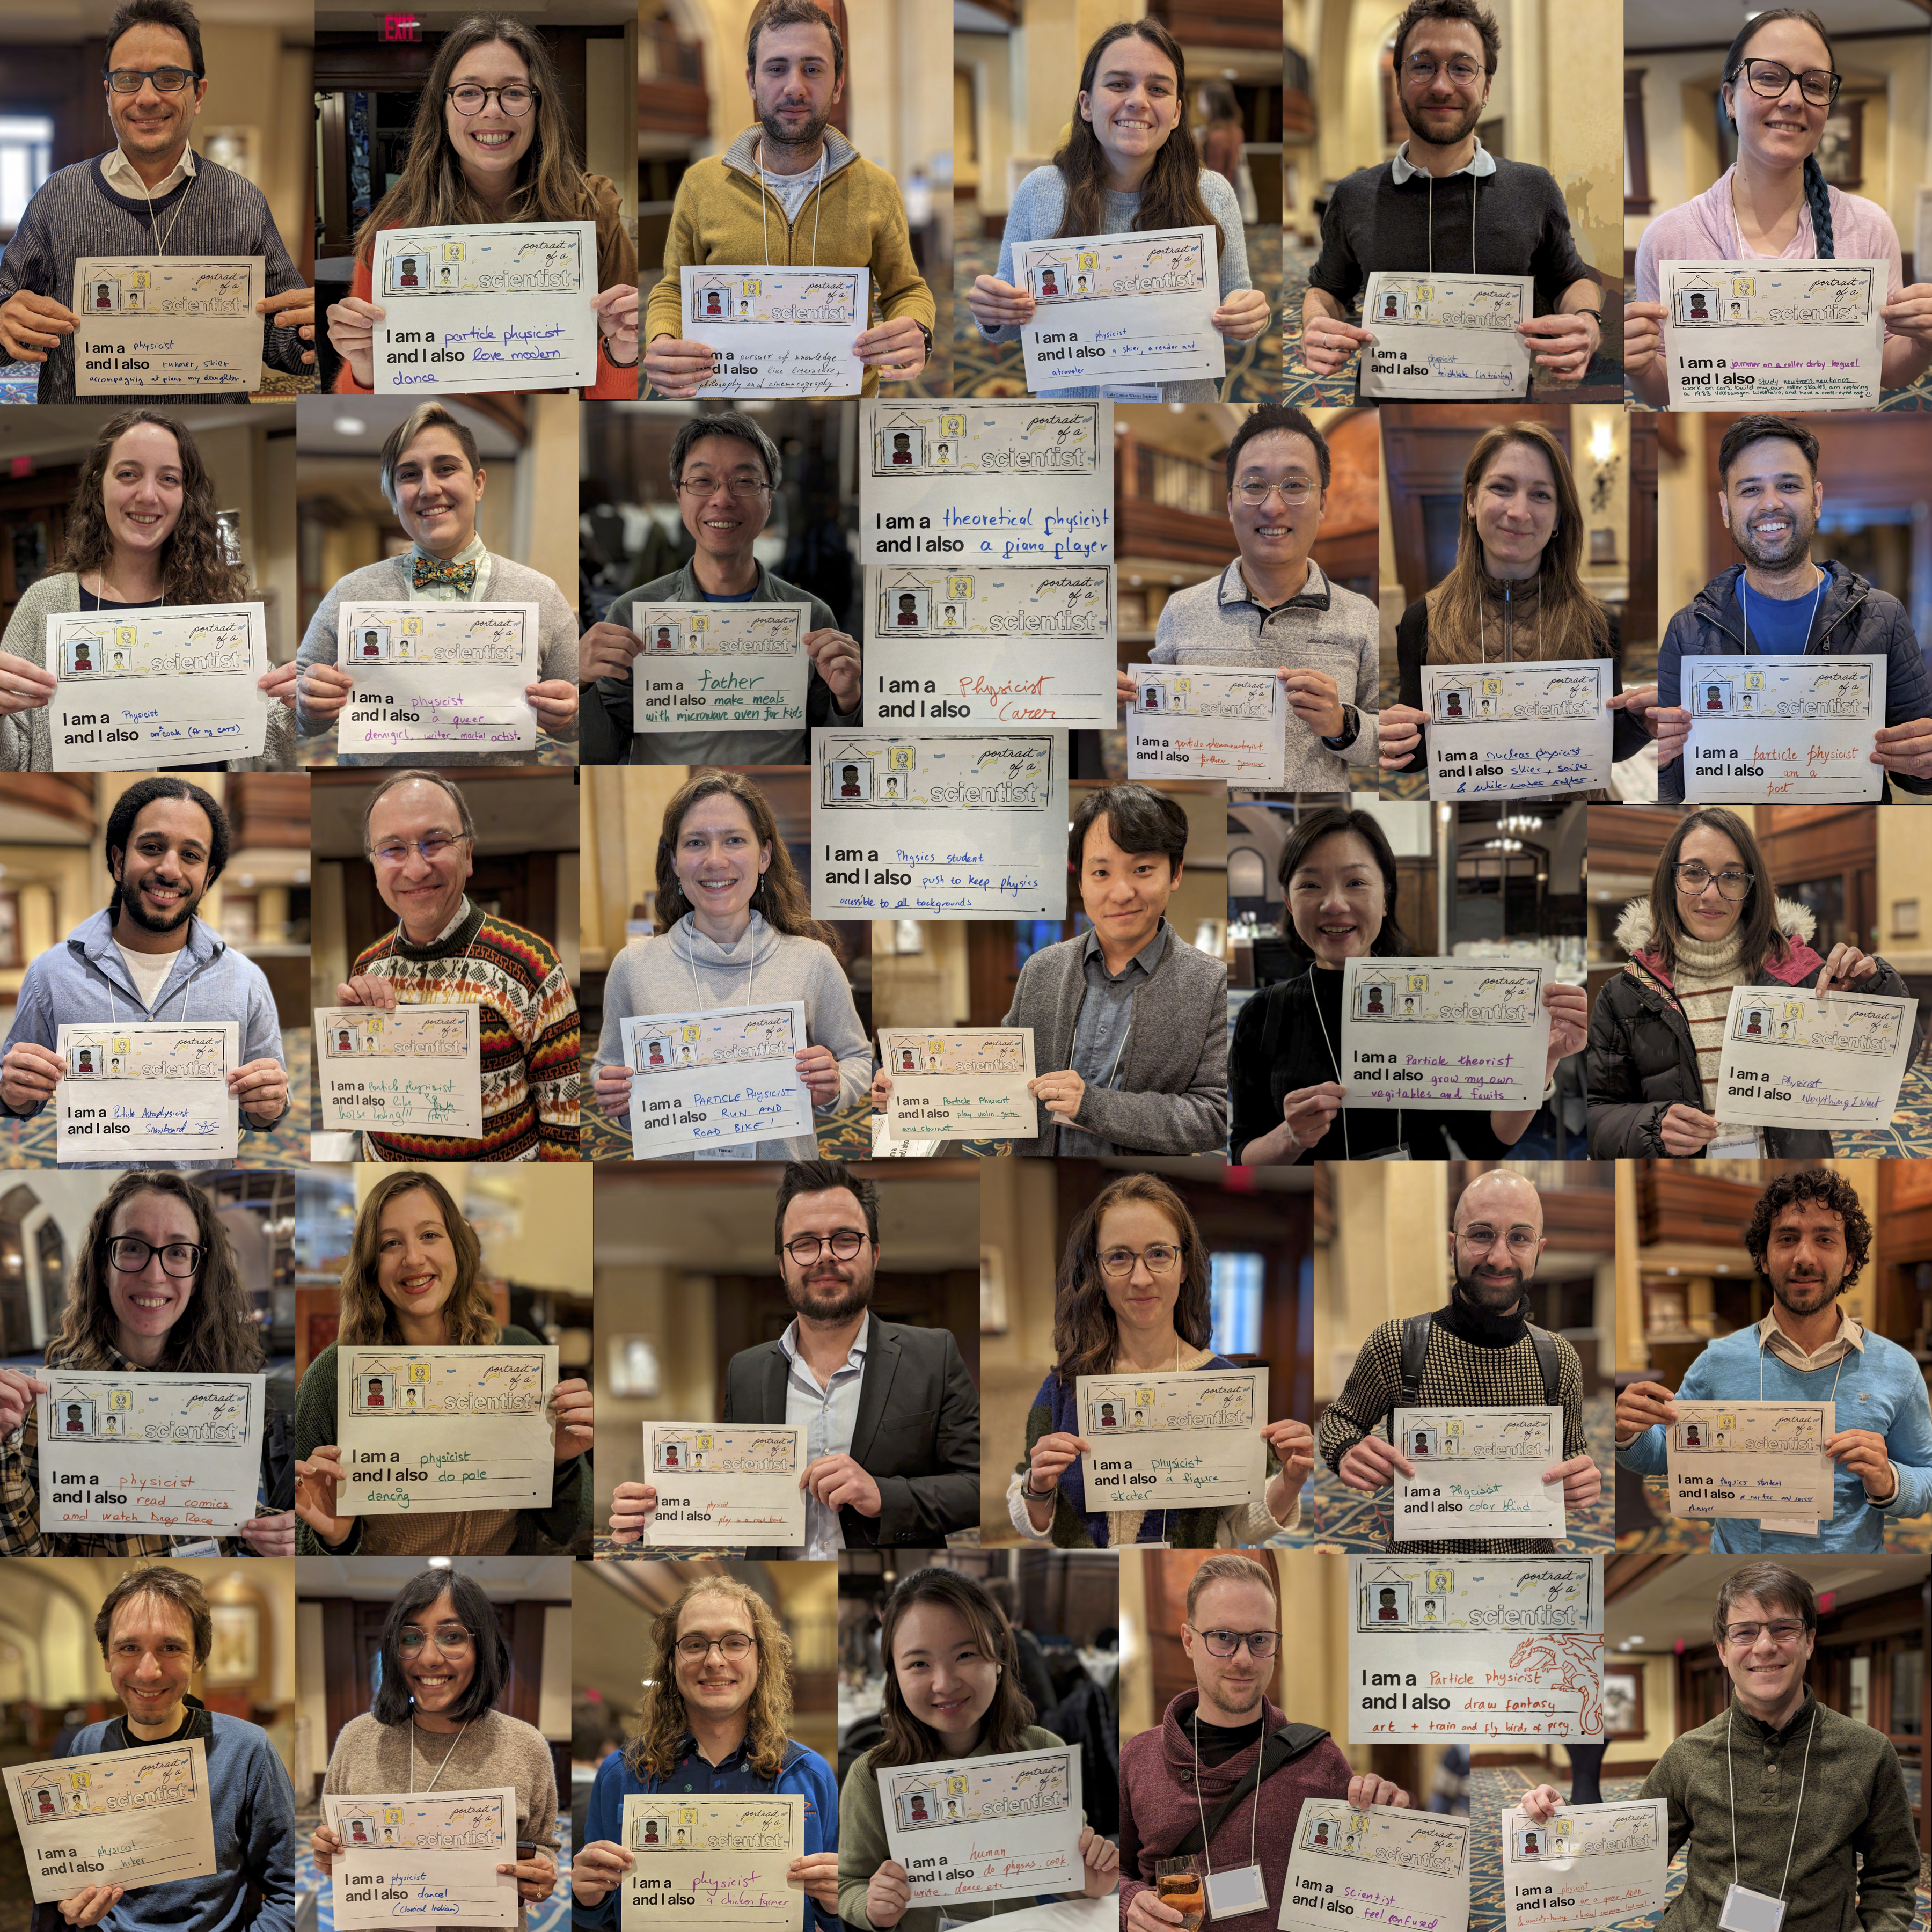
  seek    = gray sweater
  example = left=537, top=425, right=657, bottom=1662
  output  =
left=595, top=911, right=872, bottom=1158
left=294, top=552, right=580, bottom=765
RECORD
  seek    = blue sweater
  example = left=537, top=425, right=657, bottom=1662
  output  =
left=65, top=1707, right=294, bottom=1930
left=573, top=1736, right=839, bottom=1930
left=1615, top=1323, right=1932, bottom=1552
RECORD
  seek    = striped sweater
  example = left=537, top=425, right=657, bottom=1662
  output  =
left=351, top=900, right=580, bottom=1160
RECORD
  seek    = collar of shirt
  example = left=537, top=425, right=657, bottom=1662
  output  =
left=1757, top=1304, right=1864, bottom=1372
left=1390, top=137, right=1497, bottom=185
left=407, top=534, right=492, bottom=604
left=1220, top=554, right=1330, bottom=616
left=101, top=143, right=197, bottom=199
left=108, top=1694, right=211, bottom=1752
left=778, top=1308, right=870, bottom=1388
left=676, top=1729, right=750, bottom=1774
left=1080, top=920, right=1168, bottom=984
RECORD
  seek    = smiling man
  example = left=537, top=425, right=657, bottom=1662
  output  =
left=0, top=776, right=288, bottom=1162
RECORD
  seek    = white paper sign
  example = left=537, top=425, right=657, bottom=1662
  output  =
left=880, top=1027, right=1036, bottom=1139
left=1660, top=260, right=1885, bottom=410
left=1348, top=1555, right=1604, bottom=1743
left=1500, top=1799, right=1668, bottom=1932
left=1666, top=1400, right=1835, bottom=1526
left=336, top=1344, right=557, bottom=1514
left=324, top=1786, right=518, bottom=1929
left=1073, top=1366, right=1268, bottom=1509
left=316, top=1004, right=484, bottom=1139
left=1280, top=1801, right=1472, bottom=1932
left=1015, top=227, right=1224, bottom=390
left=638, top=1421, right=807, bottom=1548
left=1129, top=665, right=1287, bottom=785
left=621, top=1003, right=814, bottom=1158
left=1680, top=655, right=1885, bottom=801
left=620, top=1791, right=804, bottom=1927
left=866, top=564, right=1115, bottom=728
left=374, top=221, right=598, bottom=393
left=36, top=1371, right=263, bottom=1534
left=1360, top=272, right=1533, bottom=399
left=336, top=601, right=540, bottom=755
left=860, top=399, right=1113, bottom=562
left=71, top=255, right=265, bottom=395
left=627, top=603, right=809, bottom=731
left=47, top=603, right=269, bottom=770
left=811, top=729, right=1066, bottom=918
left=877, top=1746, right=1083, bottom=1906
left=1714, top=984, right=1916, bottom=1131
left=683, top=264, right=867, bottom=398
left=1392, top=1406, right=1564, bottom=1543
left=56, top=1020, right=239, bottom=1163
left=1420, top=659, right=1613, bottom=799
left=1340, top=958, right=1554, bottom=1110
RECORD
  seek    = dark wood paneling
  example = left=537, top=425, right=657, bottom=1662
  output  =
left=229, top=775, right=311, bottom=851
left=1637, top=1160, right=1764, bottom=1247
left=710, top=1268, right=979, bottom=1393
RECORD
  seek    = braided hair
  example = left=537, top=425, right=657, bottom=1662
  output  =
left=1720, top=8, right=1838, bottom=258
left=1802, top=154, right=1834, bottom=259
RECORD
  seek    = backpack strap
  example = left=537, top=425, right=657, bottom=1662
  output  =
left=1527, top=1322, right=1562, bottom=1407
left=1165, top=1722, right=1330, bottom=1860
left=1396, top=1311, right=1432, bottom=1410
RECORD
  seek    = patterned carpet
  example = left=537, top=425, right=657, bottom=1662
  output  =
left=578, top=1046, right=869, bottom=1161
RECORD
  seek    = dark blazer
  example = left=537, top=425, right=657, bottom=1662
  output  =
left=722, top=1315, right=980, bottom=1556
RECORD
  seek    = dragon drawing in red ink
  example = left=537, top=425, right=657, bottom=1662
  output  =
left=1507, top=1633, right=1605, bottom=1736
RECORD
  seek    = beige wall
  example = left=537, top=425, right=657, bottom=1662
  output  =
left=1605, top=1652, right=1676, bottom=1768
left=1318, top=1164, right=1450, bottom=1403
left=591, top=1265, right=720, bottom=1512
left=586, top=19, right=640, bottom=226
left=1655, top=408, right=1710, bottom=628
left=978, top=1157, right=1060, bottom=1542
left=509, top=397, right=581, bottom=600
left=343, top=1162, right=591, bottom=1297
left=195, top=25, right=312, bottom=270
left=581, top=766, right=691, bottom=972
left=873, top=918, right=972, bottom=1030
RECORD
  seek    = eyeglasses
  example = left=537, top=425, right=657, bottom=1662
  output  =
left=676, top=475, right=773, bottom=500
left=107, top=1236, right=204, bottom=1277
left=784, top=1230, right=868, bottom=1265
left=1099, top=1244, right=1183, bottom=1277
left=1233, top=479, right=1315, bottom=507
left=398, top=1626, right=474, bottom=1656
left=1736, top=59, right=1840, bottom=109
left=1724, top=1619, right=1805, bottom=1647
left=447, top=84, right=537, bottom=116
left=1673, top=861, right=1754, bottom=900
left=107, top=67, right=199, bottom=93
left=1402, top=54, right=1484, bottom=87
left=676, top=1634, right=755, bottom=1661
left=1187, top=1624, right=1280, bottom=1660
left=1457, top=1227, right=1538, bottom=1253
left=371, top=833, right=470, bottom=869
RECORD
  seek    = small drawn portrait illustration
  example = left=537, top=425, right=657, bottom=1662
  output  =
left=1366, top=1579, right=1411, bottom=1624
left=354, top=1371, right=398, bottom=1414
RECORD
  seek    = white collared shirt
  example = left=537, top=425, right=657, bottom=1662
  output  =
left=1390, top=137, right=1497, bottom=186
left=778, top=1311, right=871, bottom=1559
left=407, top=535, right=493, bottom=604
left=1757, top=1304, right=1866, bottom=1373
left=101, top=143, right=197, bottom=200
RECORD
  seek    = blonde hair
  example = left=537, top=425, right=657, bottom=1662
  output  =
left=337, top=1170, right=499, bottom=1348
left=1184, top=1553, right=1277, bottom=1623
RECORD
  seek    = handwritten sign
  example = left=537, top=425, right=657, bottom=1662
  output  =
left=880, top=1027, right=1035, bottom=1139
left=627, top=603, right=809, bottom=731
left=55, top=1020, right=238, bottom=1163
left=316, top=1003, right=483, bottom=1139
left=1714, top=984, right=1916, bottom=1131
left=861, top=399, right=1113, bottom=563
left=621, top=1002, right=813, bottom=1158
left=1340, top=958, right=1554, bottom=1110
left=1391, top=1407, right=1563, bottom=1543
left=1660, top=260, right=1884, bottom=411
left=1072, top=1366, right=1268, bottom=1509
left=324, top=1785, right=518, bottom=1928
left=1419, top=660, right=1613, bottom=799
left=8, top=1737, right=216, bottom=1902
left=638, top=1422, right=806, bottom=1548
left=373, top=221, right=598, bottom=394
left=71, top=255, right=265, bottom=396
left=47, top=602, right=269, bottom=770
left=812, top=730, right=1066, bottom=918
left=1130, top=665, right=1286, bottom=784
left=682, top=265, right=867, bottom=399
left=877, top=1746, right=1083, bottom=1907
left=1680, top=655, right=1885, bottom=801
left=1280, top=1801, right=1471, bottom=1932
left=619, top=1791, right=803, bottom=1928
left=336, top=1344, right=557, bottom=1514
left=865, top=564, right=1115, bottom=728
left=1359, top=272, right=1533, bottom=399
left=1015, top=227, right=1224, bottom=390
left=35, top=1371, right=263, bottom=1534
left=1500, top=1799, right=1667, bottom=1932
left=1666, top=1400, right=1834, bottom=1533
left=335, top=601, right=540, bottom=753
left=1347, top=1555, right=1603, bottom=1744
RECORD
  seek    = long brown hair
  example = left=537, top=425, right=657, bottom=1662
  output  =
left=63, top=409, right=250, bottom=608
left=354, top=14, right=599, bottom=265
left=1425, top=422, right=1611, bottom=666
left=51, top=1172, right=262, bottom=1375
left=336, top=1169, right=499, bottom=1348
left=1052, top=1173, right=1210, bottom=1388
left=625, top=1577, right=796, bottom=1784
left=1642, top=807, right=1790, bottom=983
left=1050, top=21, right=1224, bottom=257
left=870, top=1568, right=1037, bottom=1771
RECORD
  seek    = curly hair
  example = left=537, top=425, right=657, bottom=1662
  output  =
left=1743, top=1167, right=1871, bottom=1294
left=1052, top=1172, right=1210, bottom=1389
left=337, top=1169, right=499, bottom=1348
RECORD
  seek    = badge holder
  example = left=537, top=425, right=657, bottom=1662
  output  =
left=1205, top=1866, right=1270, bottom=1918
left=1719, top=1885, right=1788, bottom=1932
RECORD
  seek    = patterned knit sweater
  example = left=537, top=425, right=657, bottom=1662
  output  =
left=350, top=900, right=579, bottom=1160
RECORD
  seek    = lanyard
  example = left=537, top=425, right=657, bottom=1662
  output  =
left=410, top=1716, right=470, bottom=1795
left=1738, top=569, right=1825, bottom=658
left=1308, top=970, right=1401, bottom=1160
left=1727, top=1703, right=1816, bottom=1901
left=1191, top=1713, right=1261, bottom=1888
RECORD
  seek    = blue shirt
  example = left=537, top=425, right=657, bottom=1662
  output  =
left=1056, top=923, right=1169, bottom=1157
left=1736, top=571, right=1825, bottom=655
left=780, top=1311, right=870, bottom=1558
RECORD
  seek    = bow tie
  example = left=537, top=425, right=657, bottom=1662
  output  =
left=412, top=554, right=478, bottom=593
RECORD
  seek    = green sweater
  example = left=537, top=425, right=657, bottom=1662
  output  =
left=1641, top=1693, right=1919, bottom=1932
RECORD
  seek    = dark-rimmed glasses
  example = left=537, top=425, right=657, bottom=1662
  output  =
left=784, top=1230, right=867, bottom=1265
left=1099, top=1244, right=1182, bottom=1277
left=676, top=1633, right=755, bottom=1660
left=1186, top=1624, right=1279, bottom=1659
left=1736, top=59, right=1840, bottom=109
left=107, top=67, right=199, bottom=93
left=1723, top=1619, right=1805, bottom=1647
left=1673, top=861, right=1753, bottom=900
left=107, top=1236, right=204, bottom=1277
left=447, top=84, right=536, bottom=116
left=676, top=475, right=773, bottom=500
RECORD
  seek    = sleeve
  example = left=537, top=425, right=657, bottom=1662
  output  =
left=522, top=956, right=582, bottom=1160
left=528, top=1442, right=591, bottom=1553
left=537, top=580, right=581, bottom=742
left=804, top=1751, right=840, bottom=1932
left=1637, top=1751, right=1691, bottom=1864
left=1007, top=1465, right=1055, bottom=1542
left=1864, top=197, right=1911, bottom=330
left=836, top=1751, right=889, bottom=1930
left=0, top=588, right=51, bottom=772
left=976, top=173, right=1041, bottom=346
left=1317, top=1322, right=1399, bottom=1475
left=521, top=1729, right=561, bottom=1867
left=0, top=182, right=57, bottom=365
left=240, top=970, right=290, bottom=1131
left=1307, top=180, right=1364, bottom=309
left=1117, top=1745, right=1151, bottom=1922
left=592, top=588, right=640, bottom=738
left=1850, top=1742, right=1920, bottom=1932
left=1206, top=174, right=1250, bottom=298
left=586, top=182, right=641, bottom=401
left=1342, top=622, right=1380, bottom=763
left=863, top=1328, right=981, bottom=1545
left=804, top=946, right=872, bottom=1116
left=1560, top=1348, right=1587, bottom=1462
left=1616, top=1346, right=1716, bottom=1474
left=869, top=172, right=935, bottom=336
left=330, top=254, right=378, bottom=396
left=576, top=684, right=626, bottom=764
left=1585, top=982, right=1668, bottom=1157
left=245, top=1729, right=299, bottom=1928
left=0, top=961, right=55, bottom=1119
left=295, top=576, right=349, bottom=737
left=254, top=188, right=310, bottom=379
left=0, top=1409, right=49, bottom=1556
left=1219, top=1467, right=1299, bottom=1545
left=594, top=947, right=635, bottom=1074
left=1067, top=957, right=1227, bottom=1155
left=646, top=176, right=702, bottom=345
left=1878, top=598, right=1932, bottom=793
left=1527, top=174, right=1591, bottom=310
left=292, top=1350, right=362, bottom=1556
left=1633, top=221, right=1663, bottom=308
left=1656, top=612, right=1686, bottom=804
left=1605, top=612, right=1649, bottom=763
left=572, top=1751, right=626, bottom=1928
left=1227, top=984, right=1276, bottom=1165
left=1149, top=595, right=1180, bottom=664
left=1876, top=1368, right=1932, bottom=1520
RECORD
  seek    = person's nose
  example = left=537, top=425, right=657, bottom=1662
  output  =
left=400, top=844, right=435, bottom=882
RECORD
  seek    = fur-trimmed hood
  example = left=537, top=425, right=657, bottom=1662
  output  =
left=1614, top=894, right=1817, bottom=957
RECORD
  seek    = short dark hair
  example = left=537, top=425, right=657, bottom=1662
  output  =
left=1224, top=401, right=1330, bottom=494
left=104, top=0, right=205, bottom=78
left=1717, top=414, right=1820, bottom=488
left=370, top=1569, right=510, bottom=1727
left=1391, top=0, right=1501, bottom=76
left=1744, top=1167, right=1871, bottom=1293
left=669, top=412, right=782, bottom=493
left=96, top=1564, right=211, bottom=1670
left=774, top=1160, right=877, bottom=1255
left=1276, top=807, right=1412, bottom=959
left=747, top=0, right=845, bottom=80
left=105, top=777, right=228, bottom=909
left=1711, top=1561, right=1817, bottom=1650
left=1069, top=782, right=1188, bottom=878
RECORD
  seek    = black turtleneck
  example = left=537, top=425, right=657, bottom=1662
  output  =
left=1432, top=1281, right=1529, bottom=1350
left=1190, top=1709, right=1268, bottom=1767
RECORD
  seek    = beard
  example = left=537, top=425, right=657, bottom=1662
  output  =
left=1201, top=1668, right=1265, bottom=1722
left=1454, top=1261, right=1526, bottom=1315
left=758, top=98, right=832, bottom=155
left=785, top=1257, right=874, bottom=1323
left=1763, top=1265, right=1844, bottom=1320
left=113, top=872, right=203, bottom=936
left=1399, top=90, right=1484, bottom=150
left=1729, top=508, right=1815, bottom=573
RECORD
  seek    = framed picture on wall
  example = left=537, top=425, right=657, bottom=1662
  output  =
left=1602, top=1661, right=1645, bottom=1738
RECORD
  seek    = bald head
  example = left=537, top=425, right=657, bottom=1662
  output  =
left=1454, top=1170, right=1542, bottom=1238
left=1448, top=1170, right=1544, bottom=1311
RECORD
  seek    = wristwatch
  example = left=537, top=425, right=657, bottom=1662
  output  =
left=1321, top=704, right=1362, bottom=749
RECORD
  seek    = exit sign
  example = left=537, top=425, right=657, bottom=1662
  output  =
left=381, top=13, right=420, bottom=39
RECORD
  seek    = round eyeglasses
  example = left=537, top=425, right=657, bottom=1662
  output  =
left=785, top=1231, right=868, bottom=1265
left=1099, top=1244, right=1183, bottom=1277
left=1673, top=861, right=1753, bottom=901
left=1735, top=59, right=1839, bottom=109
left=676, top=1634, right=755, bottom=1661
left=398, top=1626, right=474, bottom=1656
left=107, top=1236, right=204, bottom=1277
left=447, top=84, right=537, bottom=116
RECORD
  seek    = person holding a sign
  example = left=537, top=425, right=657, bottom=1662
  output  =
left=1229, top=808, right=1585, bottom=1162
left=1585, top=806, right=1907, bottom=1157
left=0, top=776, right=290, bottom=1159
left=838, top=1566, right=1118, bottom=1931
left=963, top=18, right=1267, bottom=400
left=1009, top=1172, right=1311, bottom=1547
left=1626, top=10, right=1932, bottom=408
left=572, top=1574, right=841, bottom=1928
left=1613, top=1169, right=1932, bottom=1553
left=1298, top=0, right=1602, bottom=391
left=593, top=771, right=869, bottom=1157
left=291, top=1168, right=593, bottom=1554
left=323, top=14, right=639, bottom=397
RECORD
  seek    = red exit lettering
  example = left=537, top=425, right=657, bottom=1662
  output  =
left=381, top=14, right=421, bottom=41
